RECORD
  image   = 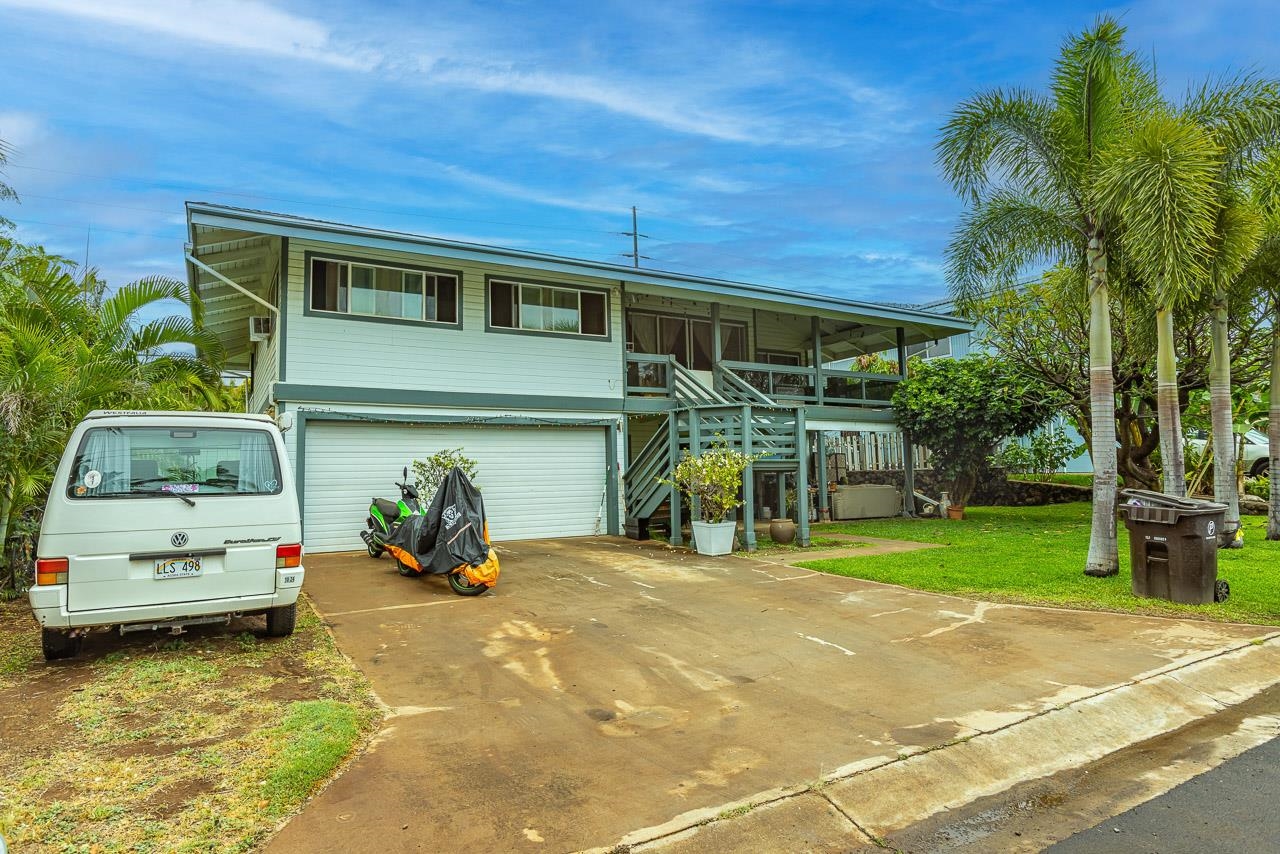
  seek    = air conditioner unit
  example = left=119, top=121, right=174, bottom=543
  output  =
left=248, top=316, right=274, bottom=342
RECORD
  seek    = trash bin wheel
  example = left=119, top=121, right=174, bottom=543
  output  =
left=1214, top=579, right=1230, bottom=603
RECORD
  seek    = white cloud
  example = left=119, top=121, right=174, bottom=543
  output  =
left=0, top=110, right=44, bottom=150
left=424, top=62, right=759, bottom=143
left=0, top=0, right=374, bottom=69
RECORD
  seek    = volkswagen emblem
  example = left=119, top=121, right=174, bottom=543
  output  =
left=171, top=531, right=189, bottom=548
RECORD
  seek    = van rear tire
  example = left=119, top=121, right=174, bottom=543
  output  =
left=42, top=629, right=82, bottom=661
left=265, top=603, right=297, bottom=637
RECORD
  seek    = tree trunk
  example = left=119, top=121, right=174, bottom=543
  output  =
left=1209, top=289, right=1242, bottom=547
left=1268, top=322, right=1280, bottom=540
left=1085, top=232, right=1119, bottom=577
left=0, top=484, right=12, bottom=594
left=1155, top=307, right=1186, bottom=497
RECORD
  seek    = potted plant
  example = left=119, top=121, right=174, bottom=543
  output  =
left=662, top=441, right=758, bottom=556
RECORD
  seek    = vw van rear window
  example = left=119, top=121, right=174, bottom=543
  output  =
left=66, top=426, right=283, bottom=499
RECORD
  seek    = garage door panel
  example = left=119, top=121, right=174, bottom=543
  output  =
left=304, top=422, right=607, bottom=552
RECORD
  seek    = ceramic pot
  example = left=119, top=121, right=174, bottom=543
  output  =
left=769, top=518, right=797, bottom=545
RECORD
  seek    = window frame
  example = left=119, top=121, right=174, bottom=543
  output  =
left=485, top=276, right=612, bottom=341
left=303, top=251, right=462, bottom=329
left=625, top=309, right=748, bottom=368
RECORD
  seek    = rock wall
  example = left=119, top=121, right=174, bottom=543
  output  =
left=839, top=469, right=1092, bottom=507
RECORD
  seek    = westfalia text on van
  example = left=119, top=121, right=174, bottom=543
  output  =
left=31, top=410, right=305, bottom=660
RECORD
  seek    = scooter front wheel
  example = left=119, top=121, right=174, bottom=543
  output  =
left=397, top=560, right=423, bottom=577
left=448, top=570, right=490, bottom=596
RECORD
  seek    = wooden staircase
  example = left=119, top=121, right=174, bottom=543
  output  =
left=623, top=362, right=807, bottom=549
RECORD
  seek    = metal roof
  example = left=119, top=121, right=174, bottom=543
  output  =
left=185, top=202, right=972, bottom=365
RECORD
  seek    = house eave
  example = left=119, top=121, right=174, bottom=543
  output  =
left=185, top=202, right=974, bottom=341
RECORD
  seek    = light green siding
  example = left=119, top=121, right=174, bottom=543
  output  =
left=283, top=238, right=626, bottom=400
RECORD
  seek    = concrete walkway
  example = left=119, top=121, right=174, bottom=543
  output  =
left=266, top=538, right=1279, bottom=853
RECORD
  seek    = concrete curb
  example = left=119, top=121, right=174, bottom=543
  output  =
left=587, top=632, right=1280, bottom=852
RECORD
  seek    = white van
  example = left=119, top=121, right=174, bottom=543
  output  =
left=30, top=410, right=304, bottom=660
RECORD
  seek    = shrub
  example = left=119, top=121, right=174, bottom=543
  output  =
left=1244, top=475, right=1268, bottom=500
left=662, top=440, right=759, bottom=524
left=892, top=355, right=1063, bottom=506
left=411, top=448, right=479, bottom=500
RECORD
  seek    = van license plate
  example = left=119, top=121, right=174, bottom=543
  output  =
left=155, top=557, right=202, bottom=579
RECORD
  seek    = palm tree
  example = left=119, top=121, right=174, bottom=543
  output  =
left=938, top=16, right=1159, bottom=576
left=0, top=136, right=16, bottom=226
left=1184, top=77, right=1280, bottom=546
left=1241, top=163, right=1280, bottom=537
left=0, top=238, right=224, bottom=590
left=1096, top=112, right=1223, bottom=497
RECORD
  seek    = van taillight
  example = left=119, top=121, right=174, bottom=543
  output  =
left=276, top=543, right=302, bottom=569
left=36, top=558, right=69, bottom=586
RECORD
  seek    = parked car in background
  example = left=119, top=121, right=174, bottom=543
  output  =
left=1187, top=428, right=1271, bottom=477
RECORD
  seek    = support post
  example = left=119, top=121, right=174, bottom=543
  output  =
left=796, top=408, right=810, bottom=547
left=897, top=327, right=915, bottom=517
left=711, top=302, right=723, bottom=368
left=688, top=409, right=702, bottom=524
left=668, top=412, right=683, bottom=546
left=605, top=421, right=621, bottom=535
left=816, top=431, right=829, bottom=522
left=741, top=405, right=757, bottom=551
left=812, top=315, right=824, bottom=405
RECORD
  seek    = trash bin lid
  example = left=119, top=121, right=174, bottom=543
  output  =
left=1120, top=488, right=1227, bottom=512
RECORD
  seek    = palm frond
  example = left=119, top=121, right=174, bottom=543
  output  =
left=1209, top=191, right=1266, bottom=291
left=1094, top=111, right=1222, bottom=308
left=936, top=89, right=1076, bottom=207
left=128, top=315, right=224, bottom=366
left=97, top=276, right=190, bottom=345
left=1051, top=16, right=1157, bottom=164
left=1182, top=72, right=1280, bottom=173
left=944, top=190, right=1082, bottom=310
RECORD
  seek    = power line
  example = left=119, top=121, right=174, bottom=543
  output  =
left=8, top=163, right=620, bottom=237
left=7, top=216, right=186, bottom=241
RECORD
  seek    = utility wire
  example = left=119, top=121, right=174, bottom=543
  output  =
left=8, top=163, right=622, bottom=236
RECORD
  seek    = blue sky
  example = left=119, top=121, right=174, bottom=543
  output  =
left=1, top=0, right=1278, bottom=309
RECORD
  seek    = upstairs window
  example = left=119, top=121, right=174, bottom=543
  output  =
left=488, top=279, right=608, bottom=337
left=309, top=256, right=459, bottom=324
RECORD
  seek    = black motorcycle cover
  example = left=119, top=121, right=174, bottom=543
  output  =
left=385, top=467, right=491, bottom=575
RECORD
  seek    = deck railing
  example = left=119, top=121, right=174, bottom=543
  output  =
left=628, top=356, right=902, bottom=408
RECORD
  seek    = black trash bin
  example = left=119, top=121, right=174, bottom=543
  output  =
left=1120, top=489, right=1229, bottom=604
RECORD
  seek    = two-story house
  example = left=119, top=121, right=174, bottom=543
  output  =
left=185, top=203, right=972, bottom=553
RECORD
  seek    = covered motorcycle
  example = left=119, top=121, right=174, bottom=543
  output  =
left=382, top=467, right=499, bottom=596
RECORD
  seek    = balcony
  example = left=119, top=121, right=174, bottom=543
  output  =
left=626, top=354, right=900, bottom=408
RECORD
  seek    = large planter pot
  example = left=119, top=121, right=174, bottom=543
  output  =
left=769, top=518, right=797, bottom=545
left=946, top=505, right=966, bottom=520
left=692, top=520, right=737, bottom=556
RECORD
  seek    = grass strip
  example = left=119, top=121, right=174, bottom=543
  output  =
left=802, top=503, right=1280, bottom=626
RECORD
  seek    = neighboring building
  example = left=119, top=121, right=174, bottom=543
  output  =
left=185, top=203, right=972, bottom=552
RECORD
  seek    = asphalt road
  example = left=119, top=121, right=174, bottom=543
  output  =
left=1045, top=735, right=1280, bottom=854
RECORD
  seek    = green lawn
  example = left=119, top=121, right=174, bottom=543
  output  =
left=803, top=503, right=1280, bottom=626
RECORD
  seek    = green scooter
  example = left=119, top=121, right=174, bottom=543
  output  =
left=359, top=467, right=423, bottom=575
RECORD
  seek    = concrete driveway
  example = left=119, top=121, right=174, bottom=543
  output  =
left=267, top=538, right=1267, bottom=853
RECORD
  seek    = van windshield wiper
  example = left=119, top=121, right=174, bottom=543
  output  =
left=128, top=488, right=196, bottom=507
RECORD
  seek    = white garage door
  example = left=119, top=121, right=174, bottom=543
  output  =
left=304, top=421, right=608, bottom=552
